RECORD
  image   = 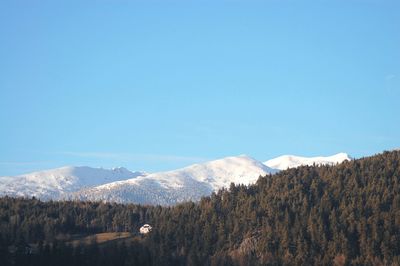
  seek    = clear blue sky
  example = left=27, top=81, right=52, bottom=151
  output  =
left=1, top=0, right=399, bottom=176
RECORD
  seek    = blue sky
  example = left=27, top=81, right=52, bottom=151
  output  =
left=1, top=0, right=399, bottom=176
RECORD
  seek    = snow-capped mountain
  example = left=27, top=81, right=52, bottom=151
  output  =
left=0, top=152, right=351, bottom=205
left=73, top=155, right=277, bottom=205
left=0, top=166, right=146, bottom=199
left=264, top=152, right=351, bottom=170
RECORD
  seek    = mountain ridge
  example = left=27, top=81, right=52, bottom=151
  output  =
left=72, top=155, right=277, bottom=205
left=0, top=153, right=350, bottom=204
left=0, top=166, right=146, bottom=199
left=264, top=152, right=351, bottom=170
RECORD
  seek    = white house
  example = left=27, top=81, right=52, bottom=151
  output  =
left=139, top=224, right=152, bottom=234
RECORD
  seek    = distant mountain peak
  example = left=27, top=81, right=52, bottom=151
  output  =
left=264, top=152, right=351, bottom=170
left=0, top=166, right=145, bottom=199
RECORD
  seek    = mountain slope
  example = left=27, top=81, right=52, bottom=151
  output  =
left=73, top=155, right=277, bottom=205
left=1, top=150, right=398, bottom=265
left=0, top=166, right=145, bottom=199
left=264, top=152, right=351, bottom=170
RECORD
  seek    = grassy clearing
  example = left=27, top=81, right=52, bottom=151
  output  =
left=67, top=232, right=134, bottom=246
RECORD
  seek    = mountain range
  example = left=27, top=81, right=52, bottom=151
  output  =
left=0, top=153, right=350, bottom=205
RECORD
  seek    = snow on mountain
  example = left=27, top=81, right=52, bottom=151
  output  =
left=264, top=152, right=351, bottom=170
left=73, top=155, right=277, bottom=205
left=0, top=152, right=351, bottom=205
left=0, top=166, right=146, bottom=199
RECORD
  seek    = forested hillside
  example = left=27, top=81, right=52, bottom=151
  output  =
left=0, top=151, right=399, bottom=265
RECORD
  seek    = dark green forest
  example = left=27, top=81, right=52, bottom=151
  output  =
left=0, top=150, right=399, bottom=265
